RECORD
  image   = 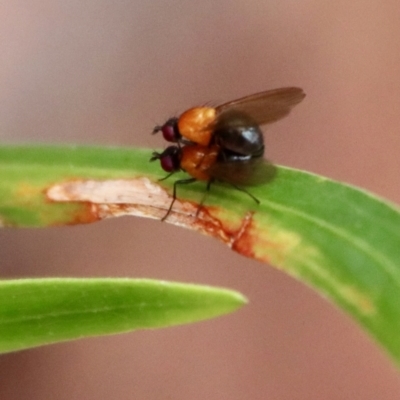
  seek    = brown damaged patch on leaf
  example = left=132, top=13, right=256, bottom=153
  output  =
left=46, top=177, right=199, bottom=223
left=45, top=178, right=260, bottom=256
left=215, top=213, right=278, bottom=265
left=183, top=208, right=258, bottom=257
left=219, top=212, right=258, bottom=258
left=65, top=202, right=103, bottom=225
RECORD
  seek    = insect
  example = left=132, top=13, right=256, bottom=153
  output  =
left=151, top=87, right=305, bottom=221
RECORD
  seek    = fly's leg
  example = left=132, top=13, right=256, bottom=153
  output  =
left=162, top=177, right=197, bottom=222
left=230, top=183, right=260, bottom=204
left=195, top=178, right=214, bottom=217
left=158, top=172, right=175, bottom=182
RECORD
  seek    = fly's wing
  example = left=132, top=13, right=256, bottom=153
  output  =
left=209, top=157, right=277, bottom=186
left=216, top=87, right=305, bottom=126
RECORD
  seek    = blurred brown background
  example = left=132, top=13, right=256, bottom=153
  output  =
left=1, top=1, right=400, bottom=399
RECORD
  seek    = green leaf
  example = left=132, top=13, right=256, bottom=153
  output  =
left=0, top=145, right=399, bottom=366
left=0, top=278, right=247, bottom=353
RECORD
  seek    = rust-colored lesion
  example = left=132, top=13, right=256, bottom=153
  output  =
left=228, top=212, right=257, bottom=257
left=65, top=202, right=103, bottom=225
left=45, top=177, right=261, bottom=258
left=46, top=177, right=199, bottom=223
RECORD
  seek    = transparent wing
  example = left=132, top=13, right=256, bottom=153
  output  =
left=216, top=87, right=305, bottom=126
left=209, top=157, right=277, bottom=186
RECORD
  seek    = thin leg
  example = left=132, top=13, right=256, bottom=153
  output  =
left=195, top=179, right=214, bottom=217
left=159, top=172, right=175, bottom=182
left=162, top=177, right=197, bottom=221
left=230, top=184, right=260, bottom=204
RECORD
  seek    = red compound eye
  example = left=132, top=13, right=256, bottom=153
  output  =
left=150, top=146, right=181, bottom=172
left=152, top=118, right=180, bottom=142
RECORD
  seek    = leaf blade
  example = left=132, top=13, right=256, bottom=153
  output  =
left=0, top=278, right=246, bottom=353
